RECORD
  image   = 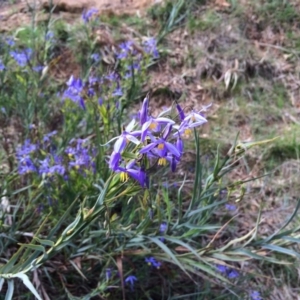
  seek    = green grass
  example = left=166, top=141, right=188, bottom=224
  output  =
left=1, top=0, right=300, bottom=299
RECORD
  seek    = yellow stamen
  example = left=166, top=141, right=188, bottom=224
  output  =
left=191, top=115, right=196, bottom=122
left=157, top=143, right=164, bottom=150
left=149, top=122, right=157, bottom=130
left=158, top=158, right=167, bottom=166
left=184, top=128, right=192, bottom=135
left=120, top=172, right=129, bottom=182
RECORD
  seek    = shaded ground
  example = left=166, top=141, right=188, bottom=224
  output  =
left=0, top=0, right=161, bottom=31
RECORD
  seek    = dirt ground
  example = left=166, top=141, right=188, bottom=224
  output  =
left=0, top=0, right=162, bottom=32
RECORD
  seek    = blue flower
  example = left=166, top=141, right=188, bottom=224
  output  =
left=225, top=204, right=237, bottom=211
left=10, top=48, right=33, bottom=67
left=143, top=37, right=159, bottom=59
left=117, top=41, right=133, bottom=59
left=145, top=257, right=161, bottom=269
left=140, top=136, right=181, bottom=164
left=91, top=53, right=100, bottom=62
left=216, top=264, right=239, bottom=279
left=176, top=103, right=185, bottom=121
left=82, top=8, right=98, bottom=23
left=139, top=95, right=149, bottom=125
left=159, top=222, right=167, bottom=233
left=125, top=275, right=137, bottom=291
left=250, top=291, right=262, bottom=300
left=112, top=87, right=123, bottom=97
left=45, top=31, right=54, bottom=41
left=62, top=75, right=85, bottom=109
left=18, top=157, right=37, bottom=174
left=106, top=268, right=112, bottom=281
left=0, top=59, right=5, bottom=71
left=141, top=116, right=175, bottom=142
left=113, top=120, right=141, bottom=153
left=115, top=160, right=147, bottom=187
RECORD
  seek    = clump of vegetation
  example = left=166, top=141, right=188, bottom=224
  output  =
left=1, top=1, right=300, bottom=299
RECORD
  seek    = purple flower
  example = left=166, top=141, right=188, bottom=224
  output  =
left=16, top=139, right=37, bottom=157
left=140, top=137, right=180, bottom=163
left=106, top=268, right=112, bottom=281
left=117, top=41, right=133, bottom=59
left=250, top=291, right=262, bottom=300
left=98, top=97, right=103, bottom=106
left=82, top=8, right=98, bottom=23
left=112, top=87, right=123, bottom=97
left=216, top=264, right=239, bottom=279
left=62, top=75, right=85, bottom=109
left=18, top=157, right=37, bottom=174
left=140, top=95, right=149, bottom=126
left=159, top=222, right=167, bottom=233
left=227, top=270, right=239, bottom=279
left=45, top=31, right=54, bottom=41
left=91, top=53, right=100, bottom=62
left=43, top=131, right=57, bottom=143
left=113, top=120, right=141, bottom=153
left=225, top=204, right=237, bottom=211
left=184, top=110, right=207, bottom=127
left=115, top=160, right=147, bottom=187
left=0, top=59, right=5, bottom=71
left=10, top=48, right=33, bottom=67
left=143, top=37, right=159, bottom=59
left=108, top=151, right=121, bottom=171
left=5, top=37, right=15, bottom=47
left=125, top=275, right=137, bottom=291
left=176, top=103, right=185, bottom=121
left=141, top=116, right=175, bottom=142
left=145, top=257, right=161, bottom=269
left=33, top=65, right=44, bottom=72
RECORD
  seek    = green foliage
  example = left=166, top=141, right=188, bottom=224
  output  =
left=1, top=1, right=300, bottom=299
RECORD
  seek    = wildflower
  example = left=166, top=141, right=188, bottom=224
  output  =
left=0, top=59, right=5, bottom=71
left=43, top=131, right=57, bottom=143
left=98, top=97, right=103, bottom=106
left=106, top=268, right=112, bottom=281
left=141, top=116, right=175, bottom=142
left=184, top=110, right=208, bottom=128
left=250, top=291, right=262, bottom=300
left=145, top=257, right=161, bottom=269
left=117, top=41, right=133, bottom=59
left=125, top=275, right=137, bottom=291
left=140, top=95, right=149, bottom=126
left=18, top=157, right=37, bottom=174
left=91, top=53, right=100, bottom=62
left=225, top=204, right=237, bottom=211
left=143, top=37, right=159, bottom=59
left=10, top=48, right=33, bottom=67
left=112, top=87, right=123, bottom=97
left=159, top=222, right=167, bottom=233
left=45, top=31, right=54, bottom=41
left=113, top=120, right=141, bottom=153
left=33, top=65, right=44, bottom=72
left=82, top=8, right=98, bottom=23
left=140, top=137, right=181, bottom=162
left=62, top=75, right=85, bottom=109
left=176, top=103, right=185, bottom=121
left=4, top=37, right=15, bottom=47
left=16, top=139, right=37, bottom=158
left=115, top=160, right=147, bottom=187
left=216, top=264, right=239, bottom=279
left=227, top=270, right=239, bottom=279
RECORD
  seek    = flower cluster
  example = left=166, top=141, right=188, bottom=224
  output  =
left=16, top=133, right=96, bottom=178
left=108, top=95, right=209, bottom=187
left=216, top=264, right=239, bottom=279
left=145, top=257, right=161, bottom=269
